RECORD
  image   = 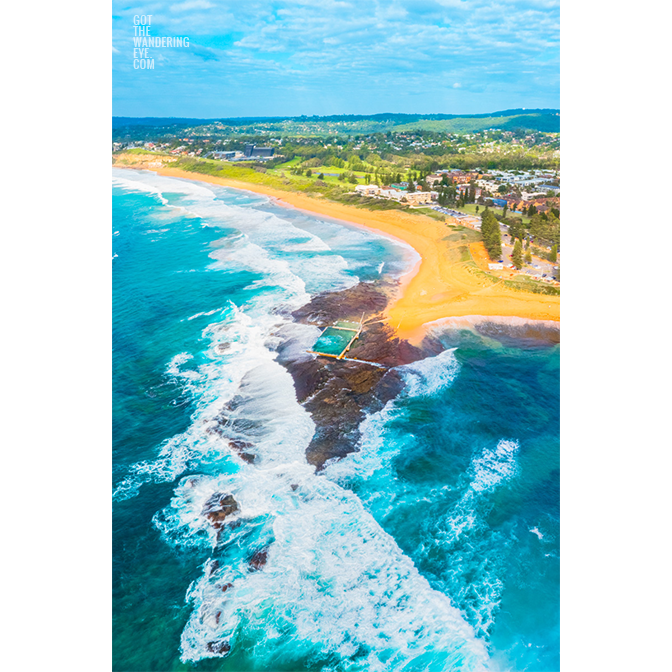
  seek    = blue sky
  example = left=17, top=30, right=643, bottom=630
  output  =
left=112, top=0, right=559, bottom=118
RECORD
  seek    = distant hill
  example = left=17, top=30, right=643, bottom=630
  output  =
left=392, top=112, right=560, bottom=134
left=112, top=109, right=559, bottom=135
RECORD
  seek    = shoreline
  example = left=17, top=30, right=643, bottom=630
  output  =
left=113, top=161, right=559, bottom=339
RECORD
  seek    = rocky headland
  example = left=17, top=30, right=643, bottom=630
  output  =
left=277, top=280, right=442, bottom=469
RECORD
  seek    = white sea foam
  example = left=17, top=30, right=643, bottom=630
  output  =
left=324, top=348, right=460, bottom=488
left=114, top=170, right=494, bottom=668
left=161, top=462, right=490, bottom=670
left=143, top=338, right=491, bottom=669
left=112, top=173, right=169, bottom=205
left=470, top=439, right=520, bottom=493
left=112, top=296, right=312, bottom=501
left=186, top=308, right=224, bottom=321
left=324, top=348, right=521, bottom=645
left=113, top=168, right=358, bottom=295
left=420, top=439, right=521, bottom=637
left=399, top=347, right=461, bottom=397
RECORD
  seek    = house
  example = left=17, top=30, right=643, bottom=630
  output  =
left=355, top=184, right=380, bottom=196
left=521, top=191, right=547, bottom=201
left=378, top=188, right=405, bottom=200
left=401, top=191, right=436, bottom=205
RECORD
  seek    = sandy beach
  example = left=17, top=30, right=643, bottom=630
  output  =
left=114, top=156, right=559, bottom=341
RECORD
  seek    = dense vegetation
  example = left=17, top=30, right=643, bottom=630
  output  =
left=113, top=109, right=559, bottom=136
left=480, top=208, right=502, bottom=260
left=112, top=110, right=559, bottom=173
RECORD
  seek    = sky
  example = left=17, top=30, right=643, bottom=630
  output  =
left=112, top=0, right=559, bottom=118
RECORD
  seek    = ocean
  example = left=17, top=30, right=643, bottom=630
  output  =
left=112, top=168, right=559, bottom=672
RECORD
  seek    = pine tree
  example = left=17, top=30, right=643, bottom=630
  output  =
left=480, top=208, right=502, bottom=260
left=524, top=249, right=532, bottom=264
left=549, top=244, right=558, bottom=262
left=512, top=239, right=523, bottom=269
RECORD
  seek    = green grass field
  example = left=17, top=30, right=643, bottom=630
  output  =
left=455, top=202, right=530, bottom=225
left=269, top=162, right=377, bottom=185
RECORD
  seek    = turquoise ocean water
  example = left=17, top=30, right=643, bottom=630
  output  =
left=113, top=169, right=559, bottom=672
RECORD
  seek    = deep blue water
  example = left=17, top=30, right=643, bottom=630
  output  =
left=113, top=169, right=559, bottom=672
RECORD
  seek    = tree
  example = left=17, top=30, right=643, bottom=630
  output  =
left=407, top=179, right=415, bottom=193
left=480, top=208, right=502, bottom=260
left=512, top=239, right=523, bottom=269
left=475, top=205, right=480, bottom=213
left=318, top=173, right=325, bottom=180
left=525, top=249, right=532, bottom=264
left=509, top=218, right=524, bottom=242
left=306, top=169, right=312, bottom=177
left=549, top=244, right=558, bottom=263
left=528, top=204, right=537, bottom=216
left=365, top=173, right=371, bottom=185
left=503, top=202, right=508, bottom=217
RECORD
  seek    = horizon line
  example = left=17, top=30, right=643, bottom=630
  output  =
left=112, top=108, right=560, bottom=122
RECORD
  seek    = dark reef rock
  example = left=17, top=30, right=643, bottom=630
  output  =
left=291, top=281, right=389, bottom=326
left=280, top=281, right=434, bottom=469
left=248, top=548, right=269, bottom=571
left=206, top=640, right=230, bottom=655
left=228, top=439, right=256, bottom=464
left=202, top=493, right=239, bottom=528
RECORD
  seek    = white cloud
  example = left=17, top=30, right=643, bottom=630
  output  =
left=113, top=0, right=559, bottom=114
left=170, top=0, right=214, bottom=13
